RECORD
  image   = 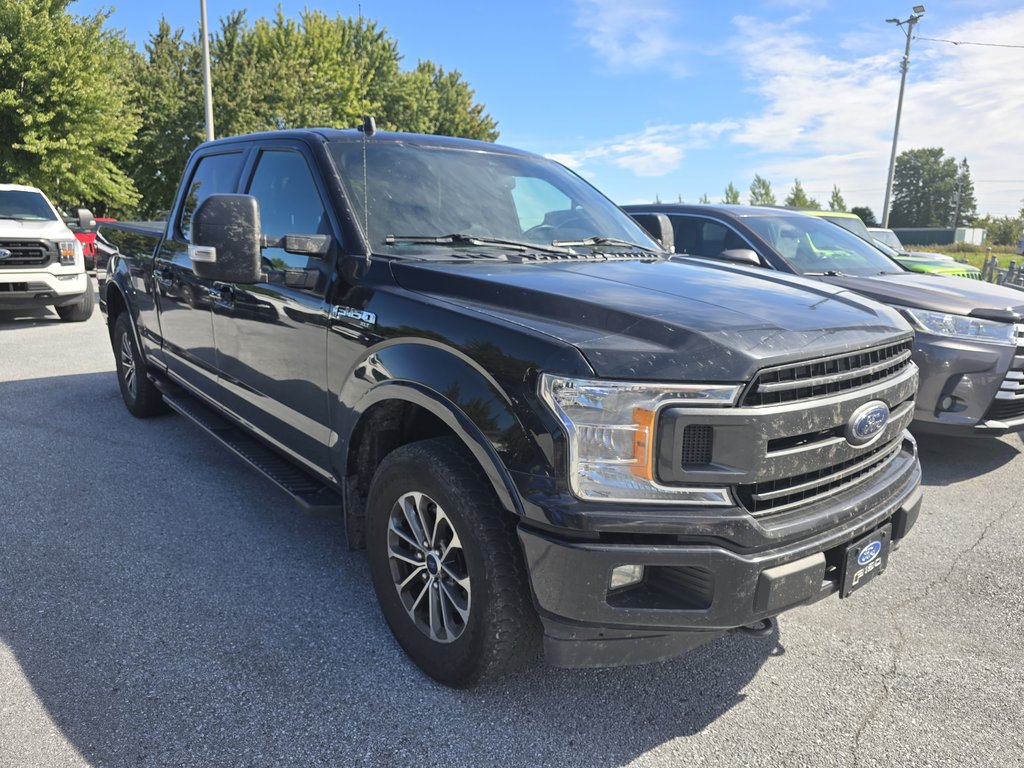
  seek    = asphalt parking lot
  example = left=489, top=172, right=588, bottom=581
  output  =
left=2, top=283, right=1023, bottom=768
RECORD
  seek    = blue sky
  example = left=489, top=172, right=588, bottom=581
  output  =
left=76, top=0, right=1024, bottom=217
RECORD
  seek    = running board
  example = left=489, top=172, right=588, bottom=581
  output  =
left=151, top=375, right=344, bottom=514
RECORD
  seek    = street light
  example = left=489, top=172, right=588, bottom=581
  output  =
left=880, top=5, right=925, bottom=228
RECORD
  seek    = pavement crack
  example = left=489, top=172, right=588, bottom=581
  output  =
left=851, top=613, right=906, bottom=768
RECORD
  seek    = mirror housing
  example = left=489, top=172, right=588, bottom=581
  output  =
left=77, top=208, right=97, bottom=233
left=191, top=194, right=262, bottom=283
left=718, top=248, right=762, bottom=267
left=627, top=213, right=674, bottom=251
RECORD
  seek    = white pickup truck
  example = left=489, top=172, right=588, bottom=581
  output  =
left=0, top=184, right=95, bottom=321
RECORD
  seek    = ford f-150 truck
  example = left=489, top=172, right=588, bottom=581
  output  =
left=100, top=127, right=922, bottom=687
left=0, top=184, right=95, bottom=321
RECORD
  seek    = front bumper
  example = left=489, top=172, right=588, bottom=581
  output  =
left=518, top=444, right=922, bottom=668
left=0, top=269, right=89, bottom=309
left=911, top=332, right=1024, bottom=436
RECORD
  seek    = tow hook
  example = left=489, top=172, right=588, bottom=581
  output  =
left=738, top=617, right=775, bottom=637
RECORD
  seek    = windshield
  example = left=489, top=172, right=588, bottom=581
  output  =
left=328, top=140, right=660, bottom=257
left=871, top=229, right=903, bottom=249
left=0, top=190, right=59, bottom=222
left=745, top=213, right=901, bottom=276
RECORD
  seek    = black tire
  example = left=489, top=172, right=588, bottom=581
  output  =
left=113, top=312, right=169, bottom=418
left=366, top=438, right=540, bottom=687
left=55, top=281, right=95, bottom=322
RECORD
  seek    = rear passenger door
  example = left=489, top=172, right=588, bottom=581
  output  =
left=210, top=142, right=336, bottom=475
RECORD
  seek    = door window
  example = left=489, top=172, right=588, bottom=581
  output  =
left=246, top=150, right=332, bottom=295
left=178, top=151, right=244, bottom=241
left=668, top=216, right=751, bottom=258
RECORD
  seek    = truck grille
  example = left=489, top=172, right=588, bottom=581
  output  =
left=983, top=324, right=1024, bottom=422
left=742, top=340, right=913, bottom=407
left=736, top=437, right=903, bottom=517
left=0, top=240, right=52, bottom=268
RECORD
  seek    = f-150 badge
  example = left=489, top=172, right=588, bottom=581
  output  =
left=330, top=305, right=376, bottom=329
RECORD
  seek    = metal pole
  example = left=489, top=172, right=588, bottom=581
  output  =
left=200, top=0, right=215, bottom=142
left=881, top=13, right=921, bottom=228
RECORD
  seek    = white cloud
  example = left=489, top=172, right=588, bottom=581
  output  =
left=728, top=10, right=1024, bottom=215
left=573, top=0, right=688, bottom=76
left=547, top=122, right=739, bottom=179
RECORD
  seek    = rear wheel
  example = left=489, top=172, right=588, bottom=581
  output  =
left=366, top=438, right=540, bottom=687
left=113, top=313, right=168, bottom=418
left=55, top=282, right=95, bottom=322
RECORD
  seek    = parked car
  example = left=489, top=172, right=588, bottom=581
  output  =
left=100, top=128, right=922, bottom=686
left=0, top=184, right=95, bottom=321
left=806, top=210, right=979, bottom=280
left=624, top=203, right=1024, bottom=437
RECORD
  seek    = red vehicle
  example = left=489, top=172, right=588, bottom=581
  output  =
left=71, top=216, right=116, bottom=272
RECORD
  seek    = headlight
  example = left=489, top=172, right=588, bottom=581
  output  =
left=538, top=374, right=740, bottom=504
left=58, top=239, right=82, bottom=267
left=898, top=307, right=1016, bottom=345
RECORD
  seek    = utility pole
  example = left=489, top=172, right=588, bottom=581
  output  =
left=200, top=0, right=215, bottom=142
left=881, top=6, right=926, bottom=228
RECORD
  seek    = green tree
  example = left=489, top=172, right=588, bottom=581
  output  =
left=829, top=185, right=846, bottom=212
left=851, top=206, right=878, bottom=226
left=749, top=174, right=776, bottom=206
left=889, top=147, right=963, bottom=228
left=0, top=0, right=140, bottom=212
left=722, top=182, right=741, bottom=205
left=951, top=157, right=977, bottom=227
left=126, top=19, right=204, bottom=217
left=784, top=178, right=820, bottom=209
left=974, top=214, right=1022, bottom=247
left=698, top=193, right=710, bottom=204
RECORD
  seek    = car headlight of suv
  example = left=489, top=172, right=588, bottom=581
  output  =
left=538, top=374, right=740, bottom=504
left=898, top=307, right=1016, bottom=345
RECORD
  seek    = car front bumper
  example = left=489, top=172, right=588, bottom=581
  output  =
left=518, top=445, right=922, bottom=668
left=0, top=269, right=89, bottom=309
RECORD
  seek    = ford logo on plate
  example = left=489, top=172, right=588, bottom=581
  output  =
left=857, top=541, right=882, bottom=566
left=0, top=248, right=12, bottom=260
left=846, top=401, right=890, bottom=446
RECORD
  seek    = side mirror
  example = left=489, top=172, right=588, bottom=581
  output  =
left=718, top=248, right=762, bottom=267
left=628, top=213, right=674, bottom=251
left=77, top=208, right=97, bottom=233
left=190, top=194, right=262, bottom=283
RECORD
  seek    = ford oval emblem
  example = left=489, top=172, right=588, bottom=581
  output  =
left=846, top=401, right=890, bottom=446
left=857, top=541, right=882, bottom=566
left=0, top=248, right=12, bottom=260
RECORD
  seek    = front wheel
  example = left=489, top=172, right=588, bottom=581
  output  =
left=366, top=438, right=540, bottom=687
left=55, top=282, right=95, bottom=322
left=113, top=313, right=169, bottom=418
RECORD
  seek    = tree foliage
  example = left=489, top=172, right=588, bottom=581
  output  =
left=698, top=193, right=710, bottom=204
left=748, top=174, right=776, bottom=206
left=952, top=157, right=977, bottom=227
left=829, top=185, right=846, bottom=212
left=722, top=182, right=740, bottom=205
left=889, top=147, right=976, bottom=228
left=0, top=0, right=140, bottom=213
left=851, top=206, right=878, bottom=227
left=784, top=178, right=820, bottom=209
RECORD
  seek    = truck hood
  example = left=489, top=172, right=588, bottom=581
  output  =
left=820, top=272, right=1024, bottom=319
left=0, top=219, right=75, bottom=239
left=391, top=257, right=911, bottom=381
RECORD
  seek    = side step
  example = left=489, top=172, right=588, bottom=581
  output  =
left=152, top=375, right=344, bottom=514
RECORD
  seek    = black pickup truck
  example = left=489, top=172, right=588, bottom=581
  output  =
left=100, top=128, right=922, bottom=687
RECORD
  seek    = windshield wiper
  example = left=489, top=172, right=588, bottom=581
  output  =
left=803, top=270, right=846, bottom=276
left=386, top=233, right=575, bottom=257
left=550, top=235, right=662, bottom=254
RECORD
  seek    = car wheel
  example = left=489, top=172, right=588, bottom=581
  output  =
left=366, top=438, right=540, bottom=687
left=113, top=313, right=168, bottom=418
left=55, top=282, right=95, bottom=322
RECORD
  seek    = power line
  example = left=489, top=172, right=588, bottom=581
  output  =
left=914, top=35, right=1024, bottom=49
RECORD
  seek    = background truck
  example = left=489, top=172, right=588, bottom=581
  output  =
left=0, top=184, right=96, bottom=321
left=100, top=128, right=922, bottom=687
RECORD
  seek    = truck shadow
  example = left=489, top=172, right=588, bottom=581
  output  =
left=0, top=371, right=779, bottom=768
left=913, top=431, right=1021, bottom=486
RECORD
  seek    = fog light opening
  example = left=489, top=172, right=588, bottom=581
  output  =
left=609, top=564, right=644, bottom=591
left=939, top=395, right=954, bottom=411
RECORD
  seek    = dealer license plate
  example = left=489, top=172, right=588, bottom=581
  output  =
left=840, top=524, right=891, bottom=598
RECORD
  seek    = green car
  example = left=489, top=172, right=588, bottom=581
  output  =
left=800, top=210, right=982, bottom=280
